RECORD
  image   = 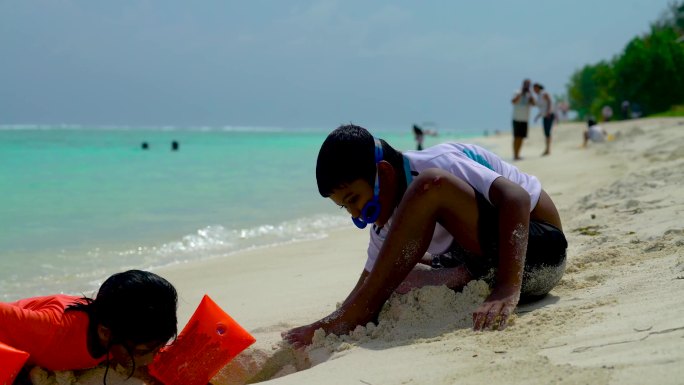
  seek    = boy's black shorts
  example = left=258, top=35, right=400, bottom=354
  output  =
left=431, top=191, right=568, bottom=300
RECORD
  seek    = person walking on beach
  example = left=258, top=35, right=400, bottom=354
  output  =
left=511, top=79, right=536, bottom=160
left=413, top=124, right=425, bottom=150
left=533, top=83, right=554, bottom=156
left=282, top=124, right=567, bottom=347
left=412, top=124, right=438, bottom=151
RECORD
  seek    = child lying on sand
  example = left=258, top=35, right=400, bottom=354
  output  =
left=0, top=270, right=177, bottom=384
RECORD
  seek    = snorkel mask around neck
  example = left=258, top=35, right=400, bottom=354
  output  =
left=352, top=138, right=383, bottom=229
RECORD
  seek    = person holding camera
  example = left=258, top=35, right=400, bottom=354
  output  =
left=510, top=79, right=536, bottom=160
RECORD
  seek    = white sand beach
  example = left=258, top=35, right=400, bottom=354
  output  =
left=37, top=117, right=684, bottom=385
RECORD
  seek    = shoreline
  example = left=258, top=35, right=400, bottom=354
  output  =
left=157, top=225, right=369, bottom=330
left=1, top=126, right=476, bottom=303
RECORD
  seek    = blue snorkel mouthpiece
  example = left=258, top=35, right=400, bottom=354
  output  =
left=352, top=201, right=381, bottom=229
left=352, top=138, right=383, bottom=229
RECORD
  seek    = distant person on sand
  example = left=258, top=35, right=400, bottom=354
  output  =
left=601, top=105, right=613, bottom=122
left=171, top=140, right=179, bottom=151
left=412, top=124, right=437, bottom=151
left=555, top=99, right=570, bottom=122
left=511, top=79, right=536, bottom=160
left=413, top=124, right=425, bottom=150
left=141, top=142, right=149, bottom=150
left=621, top=100, right=631, bottom=120
left=0, top=270, right=178, bottom=384
left=533, top=83, right=554, bottom=156
left=583, top=119, right=609, bottom=147
left=282, top=124, right=567, bottom=347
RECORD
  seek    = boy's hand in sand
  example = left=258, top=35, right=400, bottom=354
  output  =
left=282, top=322, right=319, bottom=349
left=472, top=284, right=520, bottom=331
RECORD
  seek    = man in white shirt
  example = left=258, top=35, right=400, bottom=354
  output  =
left=511, top=79, right=536, bottom=160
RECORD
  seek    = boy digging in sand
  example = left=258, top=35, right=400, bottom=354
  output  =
left=283, top=124, right=567, bottom=348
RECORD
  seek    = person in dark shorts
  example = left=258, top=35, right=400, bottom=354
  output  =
left=533, top=83, right=555, bottom=156
left=511, top=79, right=536, bottom=160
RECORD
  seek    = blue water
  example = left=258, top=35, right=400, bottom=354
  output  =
left=0, top=125, right=478, bottom=301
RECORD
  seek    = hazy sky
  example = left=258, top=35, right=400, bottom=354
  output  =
left=0, top=0, right=673, bottom=131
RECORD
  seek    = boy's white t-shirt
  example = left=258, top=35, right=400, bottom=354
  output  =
left=364, top=143, right=542, bottom=272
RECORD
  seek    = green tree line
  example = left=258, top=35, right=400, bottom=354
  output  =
left=567, top=1, right=684, bottom=120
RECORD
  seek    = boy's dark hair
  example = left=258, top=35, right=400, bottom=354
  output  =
left=533, top=83, right=544, bottom=90
left=316, top=124, right=405, bottom=197
left=587, top=119, right=597, bottom=127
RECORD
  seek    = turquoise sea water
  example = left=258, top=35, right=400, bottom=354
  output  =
left=0, top=125, right=477, bottom=301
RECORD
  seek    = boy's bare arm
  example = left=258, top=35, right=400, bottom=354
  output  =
left=472, top=176, right=530, bottom=330
left=280, top=269, right=369, bottom=348
left=341, top=270, right=369, bottom=307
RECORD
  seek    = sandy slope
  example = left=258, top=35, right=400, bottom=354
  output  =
left=248, top=118, right=684, bottom=385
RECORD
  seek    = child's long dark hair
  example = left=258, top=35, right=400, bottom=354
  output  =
left=68, top=270, right=178, bottom=384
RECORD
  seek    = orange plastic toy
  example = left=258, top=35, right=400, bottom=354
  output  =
left=0, top=341, right=30, bottom=385
left=149, top=295, right=256, bottom=385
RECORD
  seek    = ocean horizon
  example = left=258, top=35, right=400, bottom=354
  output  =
left=0, top=124, right=482, bottom=301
